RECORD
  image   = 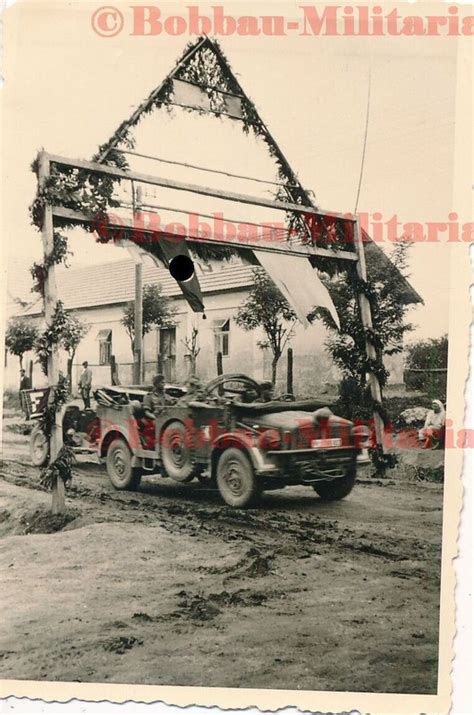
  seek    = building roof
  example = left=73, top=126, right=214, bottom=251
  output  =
left=362, top=231, right=423, bottom=306
left=19, top=257, right=256, bottom=317
left=5, top=258, right=38, bottom=319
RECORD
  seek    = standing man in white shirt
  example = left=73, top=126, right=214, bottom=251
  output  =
left=78, top=361, right=93, bottom=409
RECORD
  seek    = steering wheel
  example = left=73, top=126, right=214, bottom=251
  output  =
left=275, top=393, right=296, bottom=402
left=203, top=373, right=261, bottom=400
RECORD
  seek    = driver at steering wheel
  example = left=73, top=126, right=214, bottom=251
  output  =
left=177, top=375, right=206, bottom=405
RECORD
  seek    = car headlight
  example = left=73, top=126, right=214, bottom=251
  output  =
left=313, top=407, right=333, bottom=425
left=257, top=429, right=282, bottom=450
left=353, top=425, right=372, bottom=448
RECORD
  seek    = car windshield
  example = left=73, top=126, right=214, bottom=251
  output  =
left=209, top=379, right=258, bottom=400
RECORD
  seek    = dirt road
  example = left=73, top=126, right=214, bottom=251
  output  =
left=0, top=428, right=443, bottom=694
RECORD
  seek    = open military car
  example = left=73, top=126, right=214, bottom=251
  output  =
left=30, top=373, right=370, bottom=508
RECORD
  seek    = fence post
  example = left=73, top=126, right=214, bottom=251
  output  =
left=110, top=355, right=120, bottom=385
left=133, top=262, right=143, bottom=384
left=287, top=347, right=294, bottom=395
left=216, top=351, right=223, bottom=395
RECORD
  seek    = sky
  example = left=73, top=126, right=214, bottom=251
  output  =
left=1, top=1, right=464, bottom=341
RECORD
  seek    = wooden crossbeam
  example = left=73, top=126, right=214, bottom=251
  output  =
left=175, top=77, right=245, bottom=100
left=46, top=153, right=354, bottom=223
left=51, top=205, right=358, bottom=262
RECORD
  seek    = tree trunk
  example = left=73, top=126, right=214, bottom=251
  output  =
left=19, top=355, right=23, bottom=370
left=67, top=352, right=74, bottom=392
left=271, top=355, right=279, bottom=385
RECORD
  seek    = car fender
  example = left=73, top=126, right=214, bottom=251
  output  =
left=211, top=433, right=276, bottom=476
left=99, top=425, right=135, bottom=457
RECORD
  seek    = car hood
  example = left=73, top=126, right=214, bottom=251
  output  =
left=239, top=411, right=353, bottom=432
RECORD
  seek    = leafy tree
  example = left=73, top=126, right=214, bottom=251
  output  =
left=236, top=268, right=296, bottom=384
left=182, top=327, right=201, bottom=376
left=59, top=313, right=89, bottom=388
left=5, top=318, right=39, bottom=369
left=121, top=284, right=176, bottom=353
left=406, top=334, right=448, bottom=370
left=311, top=240, right=415, bottom=419
left=405, top=334, right=448, bottom=399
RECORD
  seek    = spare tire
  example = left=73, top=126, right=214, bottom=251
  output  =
left=29, top=426, right=49, bottom=467
left=160, top=420, right=196, bottom=483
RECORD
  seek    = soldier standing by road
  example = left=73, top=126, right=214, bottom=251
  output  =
left=78, top=361, right=93, bottom=409
left=19, top=369, right=32, bottom=418
left=20, top=368, right=31, bottom=392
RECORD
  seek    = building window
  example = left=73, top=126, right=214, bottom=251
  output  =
left=96, top=329, right=112, bottom=365
left=213, top=319, right=230, bottom=357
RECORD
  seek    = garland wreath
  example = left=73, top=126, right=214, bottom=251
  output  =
left=29, top=35, right=388, bottom=482
left=30, top=296, right=76, bottom=489
left=37, top=372, right=75, bottom=490
left=40, top=445, right=75, bottom=490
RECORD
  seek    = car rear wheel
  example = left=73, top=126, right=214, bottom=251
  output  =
left=29, top=426, right=49, bottom=467
left=160, top=421, right=196, bottom=483
left=106, top=438, right=142, bottom=491
left=313, top=462, right=356, bottom=501
left=216, top=448, right=261, bottom=508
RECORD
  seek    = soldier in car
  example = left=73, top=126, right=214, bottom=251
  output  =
left=140, top=374, right=175, bottom=448
left=259, top=381, right=275, bottom=402
left=178, top=375, right=206, bottom=405
left=143, top=374, right=171, bottom=418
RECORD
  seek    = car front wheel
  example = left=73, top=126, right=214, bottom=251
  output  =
left=216, top=448, right=261, bottom=508
left=313, top=462, right=356, bottom=501
left=106, top=438, right=142, bottom=491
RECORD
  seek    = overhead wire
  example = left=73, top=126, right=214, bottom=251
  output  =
left=117, top=149, right=303, bottom=190
left=354, top=64, right=372, bottom=216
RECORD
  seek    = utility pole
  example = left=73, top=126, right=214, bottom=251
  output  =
left=132, top=184, right=144, bottom=384
left=133, top=261, right=143, bottom=384
left=38, top=151, right=65, bottom=514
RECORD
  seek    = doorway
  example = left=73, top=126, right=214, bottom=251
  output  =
left=159, top=327, right=176, bottom=382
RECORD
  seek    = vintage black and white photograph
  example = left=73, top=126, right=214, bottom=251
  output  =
left=0, top=2, right=470, bottom=712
